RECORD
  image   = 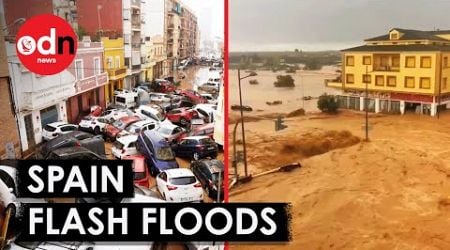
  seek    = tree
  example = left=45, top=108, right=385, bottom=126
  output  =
left=317, top=94, right=339, bottom=113
left=76, top=26, right=88, bottom=40
left=294, top=48, right=299, bottom=53
left=274, top=75, right=295, bottom=87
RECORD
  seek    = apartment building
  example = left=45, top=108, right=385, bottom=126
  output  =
left=165, top=0, right=182, bottom=72
left=77, top=0, right=142, bottom=89
left=179, top=5, right=198, bottom=59
left=327, top=28, right=450, bottom=116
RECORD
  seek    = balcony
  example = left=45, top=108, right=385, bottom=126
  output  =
left=107, top=67, right=127, bottom=80
left=373, top=54, right=400, bottom=72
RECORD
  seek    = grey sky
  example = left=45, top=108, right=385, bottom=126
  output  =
left=182, top=0, right=224, bottom=43
left=230, top=0, right=450, bottom=51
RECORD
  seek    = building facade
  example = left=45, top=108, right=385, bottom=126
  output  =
left=151, top=35, right=168, bottom=79
left=165, top=0, right=181, bottom=73
left=102, top=37, right=127, bottom=105
left=0, top=24, right=21, bottom=159
left=66, top=38, right=108, bottom=123
left=179, top=5, right=198, bottom=59
left=141, top=36, right=155, bottom=82
left=6, top=42, right=75, bottom=152
left=327, top=28, right=450, bottom=116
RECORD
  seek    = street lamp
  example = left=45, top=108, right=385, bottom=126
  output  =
left=237, top=69, right=257, bottom=178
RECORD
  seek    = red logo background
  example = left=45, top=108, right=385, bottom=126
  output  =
left=16, top=14, right=77, bottom=75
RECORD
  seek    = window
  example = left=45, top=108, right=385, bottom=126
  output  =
left=420, top=77, right=431, bottom=89
left=390, top=33, right=398, bottom=40
left=346, top=56, right=354, bottom=66
left=94, top=57, right=101, bottom=75
left=420, top=56, right=432, bottom=68
left=363, top=56, right=371, bottom=65
left=346, top=74, right=354, bottom=84
left=392, top=57, right=400, bottom=68
left=375, top=75, right=384, bottom=86
left=115, top=56, right=121, bottom=68
left=405, top=77, right=415, bottom=88
left=387, top=76, right=396, bottom=87
left=444, top=57, right=448, bottom=68
left=75, top=60, right=83, bottom=80
left=405, top=56, right=415, bottom=68
left=107, top=56, right=113, bottom=69
left=363, top=74, right=371, bottom=83
left=443, top=77, right=448, bottom=90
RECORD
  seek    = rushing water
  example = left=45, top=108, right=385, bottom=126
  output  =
left=229, top=66, right=341, bottom=113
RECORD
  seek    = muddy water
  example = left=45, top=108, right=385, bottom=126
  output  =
left=229, top=66, right=341, bottom=114
left=178, top=66, right=215, bottom=90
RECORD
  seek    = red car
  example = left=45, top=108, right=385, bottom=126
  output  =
left=124, top=155, right=150, bottom=188
left=105, top=116, right=141, bottom=140
left=166, top=107, right=199, bottom=125
left=152, top=79, right=176, bottom=93
left=177, top=123, right=215, bottom=142
left=179, top=89, right=208, bottom=104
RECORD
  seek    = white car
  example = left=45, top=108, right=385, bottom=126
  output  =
left=135, top=105, right=167, bottom=123
left=78, top=116, right=110, bottom=135
left=192, top=104, right=217, bottom=123
left=0, top=165, right=45, bottom=220
left=155, top=123, right=185, bottom=142
left=111, top=134, right=139, bottom=159
left=156, top=168, right=203, bottom=202
left=42, top=122, right=78, bottom=141
left=149, top=93, right=171, bottom=103
left=101, top=109, right=132, bottom=122
left=113, top=88, right=135, bottom=96
left=117, top=119, right=158, bottom=137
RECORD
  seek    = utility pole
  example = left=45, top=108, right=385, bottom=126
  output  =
left=365, top=65, right=369, bottom=141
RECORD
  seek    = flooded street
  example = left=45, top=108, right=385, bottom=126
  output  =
left=178, top=65, right=212, bottom=90
left=229, top=67, right=340, bottom=114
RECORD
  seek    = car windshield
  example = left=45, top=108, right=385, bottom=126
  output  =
left=157, top=127, right=172, bottom=135
left=155, top=147, right=175, bottom=161
left=44, top=125, right=57, bottom=132
left=199, top=138, right=215, bottom=145
left=112, top=120, right=124, bottom=128
left=125, top=124, right=140, bottom=133
left=212, top=172, right=224, bottom=181
left=113, top=141, right=124, bottom=149
left=170, top=176, right=196, bottom=185
left=155, top=112, right=165, bottom=121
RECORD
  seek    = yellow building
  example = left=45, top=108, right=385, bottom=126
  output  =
left=101, top=37, right=127, bottom=105
left=328, top=28, right=450, bottom=116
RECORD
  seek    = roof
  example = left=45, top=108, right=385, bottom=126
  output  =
left=342, top=44, right=450, bottom=52
left=165, top=168, right=195, bottom=178
left=365, top=28, right=450, bottom=42
left=201, top=159, right=224, bottom=172
left=47, top=121, right=69, bottom=127
left=142, top=130, right=168, bottom=146
left=117, top=134, right=138, bottom=143
left=183, top=135, right=210, bottom=140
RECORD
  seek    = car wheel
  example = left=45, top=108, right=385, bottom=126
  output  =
left=193, top=152, right=200, bottom=160
left=94, top=126, right=100, bottom=135
left=180, top=118, right=188, bottom=126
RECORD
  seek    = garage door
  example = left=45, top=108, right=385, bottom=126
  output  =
left=40, top=105, right=58, bottom=127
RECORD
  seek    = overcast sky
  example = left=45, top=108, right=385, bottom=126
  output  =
left=230, top=0, right=450, bottom=51
left=182, top=0, right=224, bottom=44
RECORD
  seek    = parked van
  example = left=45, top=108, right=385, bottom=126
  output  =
left=115, top=92, right=138, bottom=108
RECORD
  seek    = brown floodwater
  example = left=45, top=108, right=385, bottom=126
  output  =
left=229, top=66, right=340, bottom=114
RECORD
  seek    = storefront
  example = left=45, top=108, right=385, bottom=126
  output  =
left=66, top=72, right=108, bottom=123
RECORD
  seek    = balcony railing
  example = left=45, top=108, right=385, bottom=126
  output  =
left=107, top=67, right=127, bottom=78
left=373, top=65, right=400, bottom=72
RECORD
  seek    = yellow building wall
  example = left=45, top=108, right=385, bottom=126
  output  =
left=343, top=51, right=439, bottom=95
left=101, top=37, right=126, bottom=104
left=440, top=52, right=450, bottom=94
